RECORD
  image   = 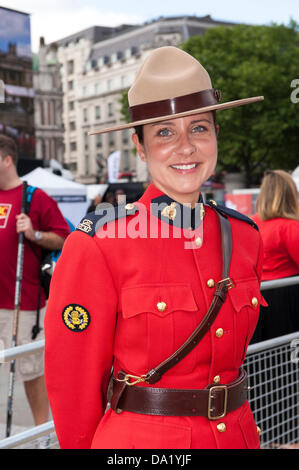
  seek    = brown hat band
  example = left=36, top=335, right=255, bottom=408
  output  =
left=129, top=88, right=221, bottom=123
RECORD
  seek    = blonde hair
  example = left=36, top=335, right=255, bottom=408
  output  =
left=256, top=170, right=299, bottom=221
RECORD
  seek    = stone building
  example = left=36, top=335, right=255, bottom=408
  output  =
left=55, top=16, right=235, bottom=183
left=33, top=37, right=64, bottom=163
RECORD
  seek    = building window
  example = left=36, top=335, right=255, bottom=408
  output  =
left=68, top=162, right=77, bottom=172
left=52, top=101, right=57, bottom=125
left=95, top=105, right=101, bottom=120
left=109, top=132, right=115, bottom=146
left=84, top=132, right=89, bottom=150
left=96, top=134, right=102, bottom=148
left=85, top=154, right=89, bottom=175
left=70, top=121, right=76, bottom=131
left=122, top=129, right=129, bottom=144
left=70, top=141, right=77, bottom=151
left=67, top=60, right=74, bottom=74
left=48, top=101, right=52, bottom=125
left=83, top=108, right=88, bottom=122
left=69, top=101, right=75, bottom=111
left=68, top=80, right=74, bottom=90
left=98, top=55, right=109, bottom=67
left=108, top=102, right=114, bottom=117
left=123, top=150, right=130, bottom=171
left=40, top=101, right=45, bottom=125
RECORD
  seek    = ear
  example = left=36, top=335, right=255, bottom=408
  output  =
left=3, top=155, right=12, bottom=168
left=132, top=133, right=146, bottom=162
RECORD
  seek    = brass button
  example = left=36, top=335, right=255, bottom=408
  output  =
left=257, top=426, right=261, bottom=436
left=125, top=203, right=135, bottom=211
left=215, top=328, right=224, bottom=338
left=195, top=237, right=202, bottom=247
left=157, top=301, right=167, bottom=312
left=209, top=199, right=217, bottom=206
left=207, top=279, right=215, bottom=288
left=213, top=375, right=221, bottom=384
left=217, top=422, right=226, bottom=433
left=251, top=297, right=258, bottom=307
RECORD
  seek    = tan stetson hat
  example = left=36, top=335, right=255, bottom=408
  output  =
left=89, top=46, right=263, bottom=135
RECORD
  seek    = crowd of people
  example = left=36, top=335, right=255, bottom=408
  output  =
left=0, top=46, right=298, bottom=450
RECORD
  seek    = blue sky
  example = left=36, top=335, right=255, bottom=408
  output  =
left=0, top=0, right=298, bottom=52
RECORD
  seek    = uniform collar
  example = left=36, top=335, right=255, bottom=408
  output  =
left=138, top=182, right=205, bottom=230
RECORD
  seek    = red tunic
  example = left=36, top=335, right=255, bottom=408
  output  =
left=252, top=214, right=299, bottom=280
left=45, top=183, right=266, bottom=449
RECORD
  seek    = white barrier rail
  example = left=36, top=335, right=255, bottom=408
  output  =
left=0, top=421, right=55, bottom=449
left=260, top=275, right=299, bottom=291
left=1, top=339, right=44, bottom=363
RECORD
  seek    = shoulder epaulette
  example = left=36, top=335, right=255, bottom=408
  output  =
left=206, top=200, right=259, bottom=231
left=76, top=202, right=139, bottom=237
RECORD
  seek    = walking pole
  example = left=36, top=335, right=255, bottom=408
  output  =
left=6, top=181, right=28, bottom=437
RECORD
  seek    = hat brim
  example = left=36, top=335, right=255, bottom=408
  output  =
left=88, top=96, right=264, bottom=136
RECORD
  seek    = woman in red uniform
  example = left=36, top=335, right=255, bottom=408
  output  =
left=251, top=170, right=299, bottom=343
left=44, top=46, right=266, bottom=449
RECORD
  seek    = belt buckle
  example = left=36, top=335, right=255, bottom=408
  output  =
left=116, top=373, right=146, bottom=386
left=208, top=385, right=228, bottom=420
left=218, top=277, right=234, bottom=289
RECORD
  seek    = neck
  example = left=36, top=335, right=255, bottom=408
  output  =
left=0, top=170, right=22, bottom=191
left=153, top=182, right=201, bottom=208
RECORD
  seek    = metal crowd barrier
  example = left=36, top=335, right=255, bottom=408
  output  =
left=244, top=331, right=299, bottom=449
left=0, top=276, right=298, bottom=449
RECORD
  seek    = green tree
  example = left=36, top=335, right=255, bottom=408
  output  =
left=119, top=89, right=130, bottom=123
left=182, top=22, right=299, bottom=186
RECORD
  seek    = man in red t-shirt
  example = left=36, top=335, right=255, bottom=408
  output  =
left=0, top=134, right=70, bottom=431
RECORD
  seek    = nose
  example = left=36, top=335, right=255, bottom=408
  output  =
left=174, top=132, right=196, bottom=156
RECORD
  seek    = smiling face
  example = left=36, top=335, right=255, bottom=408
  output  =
left=132, top=112, right=218, bottom=206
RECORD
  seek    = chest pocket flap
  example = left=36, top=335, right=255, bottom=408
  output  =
left=228, top=278, right=268, bottom=313
left=121, top=283, right=198, bottom=319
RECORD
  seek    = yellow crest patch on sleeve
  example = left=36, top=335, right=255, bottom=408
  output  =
left=62, top=304, right=90, bottom=332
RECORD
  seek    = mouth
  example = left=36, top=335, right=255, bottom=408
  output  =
left=170, top=162, right=199, bottom=173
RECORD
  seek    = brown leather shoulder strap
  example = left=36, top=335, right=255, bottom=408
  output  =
left=145, top=211, right=233, bottom=385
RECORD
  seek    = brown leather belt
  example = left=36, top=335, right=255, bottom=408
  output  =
left=111, top=368, right=248, bottom=420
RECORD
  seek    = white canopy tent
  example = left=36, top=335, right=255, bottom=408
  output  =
left=292, top=166, right=299, bottom=191
left=21, top=167, right=89, bottom=226
left=86, top=184, right=109, bottom=201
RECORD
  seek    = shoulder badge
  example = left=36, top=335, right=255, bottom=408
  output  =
left=206, top=200, right=259, bottom=231
left=76, top=202, right=139, bottom=237
left=62, top=304, right=90, bottom=332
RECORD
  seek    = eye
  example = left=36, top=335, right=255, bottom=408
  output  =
left=192, top=125, right=207, bottom=133
left=157, top=127, right=172, bottom=137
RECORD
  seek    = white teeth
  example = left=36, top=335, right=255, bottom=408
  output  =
left=171, top=163, right=197, bottom=170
